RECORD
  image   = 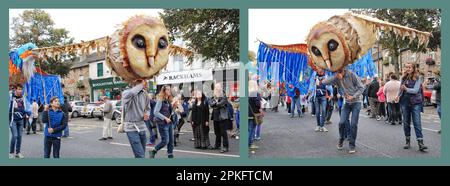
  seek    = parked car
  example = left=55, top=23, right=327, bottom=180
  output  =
left=70, top=101, right=86, bottom=118
left=93, top=103, right=105, bottom=119
left=111, top=100, right=122, bottom=124
left=81, top=102, right=100, bottom=118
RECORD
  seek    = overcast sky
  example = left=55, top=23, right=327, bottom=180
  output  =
left=249, top=9, right=350, bottom=54
left=9, top=9, right=163, bottom=42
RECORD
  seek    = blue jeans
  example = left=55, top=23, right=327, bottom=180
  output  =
left=291, top=97, right=302, bottom=117
left=437, top=104, right=441, bottom=119
left=401, top=104, right=423, bottom=140
left=155, top=123, right=174, bottom=155
left=339, top=102, right=361, bottom=149
left=44, top=136, right=61, bottom=158
left=315, top=96, right=327, bottom=127
left=126, top=131, right=147, bottom=158
left=255, top=124, right=262, bottom=139
left=325, top=99, right=334, bottom=122
left=10, top=119, right=24, bottom=154
left=248, top=119, right=256, bottom=147
left=63, top=124, right=69, bottom=137
left=145, top=120, right=157, bottom=144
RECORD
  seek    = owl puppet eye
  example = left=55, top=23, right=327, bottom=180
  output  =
left=327, top=39, right=339, bottom=51
left=132, top=34, right=146, bottom=49
left=311, top=46, right=322, bottom=56
left=158, top=37, right=168, bottom=49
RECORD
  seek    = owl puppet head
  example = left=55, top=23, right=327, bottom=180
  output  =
left=107, top=15, right=170, bottom=82
left=306, top=12, right=431, bottom=72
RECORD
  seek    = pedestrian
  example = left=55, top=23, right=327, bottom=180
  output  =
left=286, top=96, right=292, bottom=114
left=191, top=91, right=211, bottom=149
left=145, top=93, right=158, bottom=146
left=209, top=82, right=231, bottom=153
left=368, top=75, right=380, bottom=119
left=376, top=81, right=386, bottom=121
left=172, top=96, right=184, bottom=147
left=37, top=100, right=44, bottom=132
left=99, top=96, right=113, bottom=140
left=398, top=62, right=428, bottom=151
left=323, top=68, right=365, bottom=154
left=248, top=80, right=261, bottom=151
left=384, top=74, right=401, bottom=125
left=289, top=85, right=303, bottom=118
left=122, top=80, right=150, bottom=158
left=313, top=68, right=333, bottom=132
left=60, top=85, right=72, bottom=138
left=26, top=99, right=39, bottom=135
left=433, top=69, right=441, bottom=133
left=151, top=85, right=175, bottom=158
left=43, top=96, right=68, bottom=158
left=9, top=85, right=29, bottom=159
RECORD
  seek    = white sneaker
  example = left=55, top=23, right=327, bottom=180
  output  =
left=9, top=153, right=15, bottom=159
left=321, top=127, right=329, bottom=132
left=314, top=126, right=321, bottom=132
left=15, top=153, right=24, bottom=159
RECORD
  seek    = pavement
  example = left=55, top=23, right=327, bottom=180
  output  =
left=250, top=105, right=441, bottom=158
left=16, top=117, right=240, bottom=158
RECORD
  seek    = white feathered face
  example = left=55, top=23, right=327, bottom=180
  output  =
left=307, top=24, right=348, bottom=72
left=125, top=23, right=169, bottom=78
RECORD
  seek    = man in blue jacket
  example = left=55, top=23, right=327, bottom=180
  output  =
left=43, top=96, right=68, bottom=158
left=9, top=85, right=30, bottom=159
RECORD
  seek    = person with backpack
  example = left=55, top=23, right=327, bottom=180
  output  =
left=289, top=85, right=303, bottom=118
left=368, top=75, right=380, bottom=119
left=145, top=93, right=158, bottom=147
left=9, top=85, right=30, bottom=159
left=151, top=85, right=175, bottom=158
left=43, top=96, right=68, bottom=158
left=398, top=63, right=428, bottom=151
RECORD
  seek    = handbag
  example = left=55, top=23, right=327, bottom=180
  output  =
left=249, top=104, right=263, bottom=125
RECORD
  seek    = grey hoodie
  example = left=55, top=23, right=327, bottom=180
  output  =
left=122, top=83, right=150, bottom=132
left=322, top=70, right=365, bottom=103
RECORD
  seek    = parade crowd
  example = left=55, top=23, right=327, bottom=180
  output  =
left=249, top=62, right=441, bottom=154
left=9, top=81, right=240, bottom=159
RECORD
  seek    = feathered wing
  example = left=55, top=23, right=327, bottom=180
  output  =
left=346, top=12, right=432, bottom=46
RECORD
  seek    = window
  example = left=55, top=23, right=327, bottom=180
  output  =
left=97, top=63, right=103, bottom=77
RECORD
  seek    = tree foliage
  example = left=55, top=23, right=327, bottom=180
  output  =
left=160, top=9, right=239, bottom=64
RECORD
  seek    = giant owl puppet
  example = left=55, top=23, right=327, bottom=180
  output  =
left=106, top=15, right=170, bottom=82
left=306, top=12, right=432, bottom=72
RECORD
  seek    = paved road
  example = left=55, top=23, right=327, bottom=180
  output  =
left=17, top=117, right=239, bottom=158
left=250, top=105, right=441, bottom=158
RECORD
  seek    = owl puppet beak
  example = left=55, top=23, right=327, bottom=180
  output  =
left=148, top=56, right=155, bottom=67
left=325, top=60, right=332, bottom=70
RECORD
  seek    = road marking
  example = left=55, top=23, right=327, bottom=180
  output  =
left=108, top=142, right=240, bottom=158
left=422, top=127, right=440, bottom=133
left=356, top=142, right=394, bottom=158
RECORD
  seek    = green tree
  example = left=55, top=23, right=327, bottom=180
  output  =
left=160, top=9, right=239, bottom=64
left=248, top=50, right=256, bottom=62
left=351, top=9, right=441, bottom=75
left=10, top=9, right=75, bottom=77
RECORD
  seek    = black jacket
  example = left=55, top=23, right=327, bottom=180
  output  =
left=367, top=80, right=380, bottom=98
left=249, top=93, right=261, bottom=119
